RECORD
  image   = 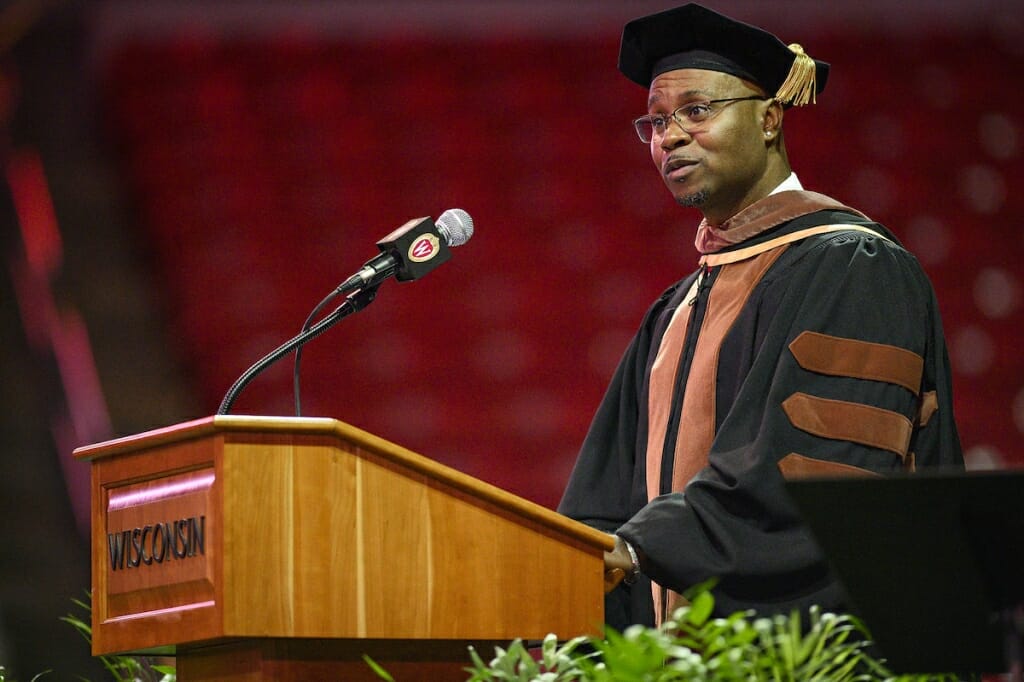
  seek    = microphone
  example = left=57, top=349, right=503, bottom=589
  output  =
left=338, top=208, right=474, bottom=294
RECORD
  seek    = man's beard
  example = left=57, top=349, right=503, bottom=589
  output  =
left=676, top=189, right=709, bottom=208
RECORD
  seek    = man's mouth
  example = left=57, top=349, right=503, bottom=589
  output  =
left=664, top=157, right=698, bottom=182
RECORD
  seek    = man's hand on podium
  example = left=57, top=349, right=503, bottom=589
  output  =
left=603, top=534, right=640, bottom=593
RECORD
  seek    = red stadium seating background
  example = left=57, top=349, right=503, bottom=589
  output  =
left=98, top=24, right=1024, bottom=509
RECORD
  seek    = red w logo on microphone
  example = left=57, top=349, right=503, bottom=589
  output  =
left=408, top=235, right=440, bottom=263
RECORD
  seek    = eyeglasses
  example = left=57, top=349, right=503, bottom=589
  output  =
left=633, top=96, right=768, bottom=143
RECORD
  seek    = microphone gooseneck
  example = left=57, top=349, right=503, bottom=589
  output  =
left=218, top=209, right=474, bottom=416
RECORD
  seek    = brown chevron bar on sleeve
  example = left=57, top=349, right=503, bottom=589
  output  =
left=782, top=392, right=913, bottom=458
left=777, top=452, right=881, bottom=479
left=789, top=331, right=924, bottom=395
left=917, top=390, right=938, bottom=427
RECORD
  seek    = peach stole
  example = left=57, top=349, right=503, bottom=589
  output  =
left=645, top=248, right=790, bottom=500
left=644, top=248, right=787, bottom=621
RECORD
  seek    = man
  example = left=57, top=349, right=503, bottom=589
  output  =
left=558, top=3, right=963, bottom=629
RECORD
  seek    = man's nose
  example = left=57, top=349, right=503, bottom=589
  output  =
left=660, top=119, right=692, bottom=149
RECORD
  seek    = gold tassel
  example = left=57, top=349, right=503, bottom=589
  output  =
left=775, top=43, right=817, bottom=106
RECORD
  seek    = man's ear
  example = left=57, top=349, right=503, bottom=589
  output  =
left=763, top=99, right=784, bottom=138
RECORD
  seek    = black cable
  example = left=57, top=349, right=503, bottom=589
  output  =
left=217, top=285, right=380, bottom=416
left=293, top=288, right=346, bottom=417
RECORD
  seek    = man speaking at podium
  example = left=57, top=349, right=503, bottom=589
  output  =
left=558, top=3, right=963, bottom=630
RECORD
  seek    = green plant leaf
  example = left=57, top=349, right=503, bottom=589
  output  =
left=685, top=589, right=715, bottom=627
left=361, top=654, right=395, bottom=682
left=541, top=633, right=558, bottom=669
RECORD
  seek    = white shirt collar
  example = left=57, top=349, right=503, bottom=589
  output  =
left=769, top=172, right=803, bottom=196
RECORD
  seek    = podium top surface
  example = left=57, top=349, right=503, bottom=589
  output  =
left=74, top=414, right=614, bottom=553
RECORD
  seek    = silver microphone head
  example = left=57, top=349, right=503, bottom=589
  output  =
left=435, top=208, right=474, bottom=247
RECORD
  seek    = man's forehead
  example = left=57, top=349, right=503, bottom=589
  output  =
left=647, top=69, right=746, bottom=106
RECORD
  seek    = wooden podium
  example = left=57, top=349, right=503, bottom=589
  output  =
left=73, top=415, right=613, bottom=681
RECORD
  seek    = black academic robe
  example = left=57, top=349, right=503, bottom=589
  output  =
left=558, top=199, right=963, bottom=629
